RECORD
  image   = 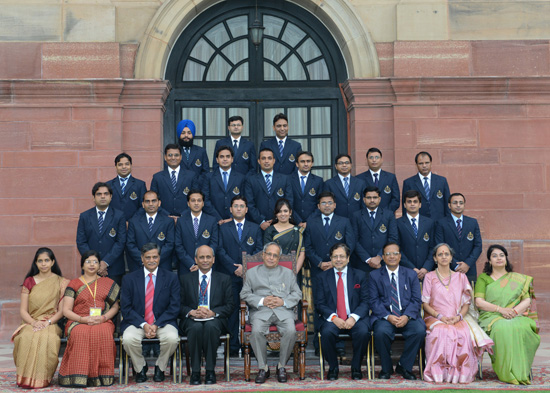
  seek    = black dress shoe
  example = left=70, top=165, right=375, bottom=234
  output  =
left=190, top=372, right=201, bottom=385
left=327, top=367, right=339, bottom=380
left=351, top=368, right=362, bottom=380
left=255, top=368, right=270, bottom=384
left=276, top=366, right=288, bottom=383
left=205, top=370, right=216, bottom=385
left=135, top=366, right=148, bottom=383
left=153, top=365, right=165, bottom=382
left=395, top=364, right=416, bottom=380
left=378, top=370, right=392, bottom=380
left=336, top=347, right=346, bottom=357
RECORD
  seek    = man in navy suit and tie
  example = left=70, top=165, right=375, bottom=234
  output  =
left=397, top=190, right=436, bottom=280
left=202, top=145, right=247, bottom=224
left=217, top=195, right=263, bottom=355
left=120, top=243, right=180, bottom=383
left=177, top=119, right=210, bottom=176
left=323, top=154, right=367, bottom=220
left=106, top=152, right=147, bottom=221
left=351, top=186, right=398, bottom=274
left=212, top=116, right=257, bottom=175
left=435, top=193, right=482, bottom=282
left=315, top=243, right=370, bottom=380
left=259, top=113, right=302, bottom=175
left=368, top=242, right=425, bottom=380
left=402, top=151, right=450, bottom=221
left=175, top=190, right=218, bottom=279
left=244, top=147, right=293, bottom=230
left=76, top=182, right=126, bottom=286
left=126, top=190, right=175, bottom=272
left=356, top=148, right=400, bottom=213
left=150, top=143, right=198, bottom=217
left=290, top=151, right=324, bottom=226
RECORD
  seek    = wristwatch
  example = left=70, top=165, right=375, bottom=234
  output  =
left=47, top=320, right=52, bottom=325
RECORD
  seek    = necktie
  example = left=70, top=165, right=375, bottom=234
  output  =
left=237, top=222, right=243, bottom=241
left=278, top=140, right=284, bottom=157
left=194, top=217, right=199, bottom=238
left=233, top=140, right=238, bottom=152
left=390, top=273, right=401, bottom=317
left=370, top=211, right=375, bottom=227
left=223, top=171, right=228, bottom=191
left=423, top=177, right=430, bottom=201
left=324, top=217, right=330, bottom=237
left=171, top=170, right=177, bottom=191
left=300, top=175, right=306, bottom=194
left=373, top=173, right=379, bottom=187
left=148, top=217, right=153, bottom=233
left=411, top=218, right=418, bottom=237
left=120, top=178, right=127, bottom=195
left=185, top=148, right=190, bottom=160
left=336, top=272, right=347, bottom=320
left=265, top=174, right=272, bottom=193
left=456, top=219, right=462, bottom=238
left=145, top=273, right=155, bottom=325
left=199, top=274, right=208, bottom=306
left=343, top=177, right=350, bottom=197
left=98, top=211, right=105, bottom=233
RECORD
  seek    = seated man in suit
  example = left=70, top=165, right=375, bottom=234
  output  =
left=120, top=243, right=180, bottom=383
left=212, top=115, right=257, bottom=175
left=240, top=242, right=302, bottom=384
left=368, top=242, right=425, bottom=380
left=259, top=113, right=302, bottom=175
left=290, top=151, right=324, bottom=226
left=435, top=192, right=482, bottom=282
left=315, top=243, right=370, bottom=380
left=177, top=119, right=210, bottom=176
left=180, top=245, right=234, bottom=385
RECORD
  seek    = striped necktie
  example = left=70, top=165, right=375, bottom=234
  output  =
left=237, top=222, right=243, bottom=241
left=423, top=177, right=430, bottom=201
left=390, top=273, right=401, bottom=317
left=300, top=175, right=306, bottom=194
left=343, top=177, right=350, bottom=197
left=223, top=171, right=228, bottom=191
left=265, top=174, right=272, bottom=193
left=199, top=274, right=208, bottom=306
left=278, top=140, right=284, bottom=157
left=98, top=211, right=105, bottom=233
left=120, top=178, right=127, bottom=195
left=456, top=219, right=462, bottom=238
left=194, top=217, right=199, bottom=238
left=148, top=217, right=153, bottom=233
left=411, top=218, right=418, bottom=237
left=171, top=170, right=177, bottom=191
left=145, top=273, right=155, bottom=325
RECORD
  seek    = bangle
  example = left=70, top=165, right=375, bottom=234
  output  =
left=513, top=308, right=519, bottom=315
left=457, top=314, right=463, bottom=321
left=331, top=315, right=337, bottom=321
left=436, top=313, right=442, bottom=320
left=496, top=306, right=500, bottom=313
left=79, top=316, right=82, bottom=322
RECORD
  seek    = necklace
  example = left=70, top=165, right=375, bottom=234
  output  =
left=435, top=269, right=452, bottom=290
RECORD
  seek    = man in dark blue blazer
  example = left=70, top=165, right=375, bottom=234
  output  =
left=315, top=243, right=370, bottom=380
left=259, top=113, right=302, bottom=175
left=289, top=151, right=324, bottom=225
left=435, top=193, right=482, bottom=282
left=402, top=151, right=450, bottom=221
left=126, top=190, right=175, bottom=272
left=106, top=152, right=147, bottom=221
left=323, top=154, right=367, bottom=220
left=351, top=186, right=398, bottom=274
left=212, top=116, right=257, bottom=175
left=76, top=182, right=127, bottom=286
left=150, top=143, right=199, bottom=217
left=217, top=195, right=263, bottom=355
left=397, top=190, right=436, bottom=280
left=368, top=242, right=425, bottom=380
left=244, top=147, right=293, bottom=229
left=175, top=190, right=219, bottom=278
left=356, top=148, right=400, bottom=213
left=120, top=243, right=180, bottom=383
left=202, top=145, right=247, bottom=224
left=177, top=119, right=210, bottom=176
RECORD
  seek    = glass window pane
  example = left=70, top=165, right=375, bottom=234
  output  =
left=205, top=139, right=218, bottom=165
left=181, top=108, right=203, bottom=136
left=315, top=168, right=331, bottom=182
left=226, top=15, right=248, bottom=38
left=222, top=38, right=248, bottom=64
left=263, top=38, right=289, bottom=64
left=311, top=107, right=331, bottom=135
left=205, top=108, right=226, bottom=137
left=264, top=108, right=284, bottom=137
left=228, top=108, right=250, bottom=137
left=204, top=23, right=230, bottom=47
left=206, top=55, right=232, bottom=81
left=287, top=107, right=307, bottom=136
left=230, top=62, right=249, bottom=81
left=281, top=22, right=306, bottom=48
left=264, top=15, right=284, bottom=38
left=296, top=37, right=321, bottom=62
left=311, top=138, right=331, bottom=167
left=307, top=59, right=330, bottom=80
left=293, top=138, right=308, bottom=152
left=182, top=60, right=206, bottom=81
left=189, top=38, right=215, bottom=63
left=264, top=62, right=283, bottom=81
left=280, top=54, right=306, bottom=80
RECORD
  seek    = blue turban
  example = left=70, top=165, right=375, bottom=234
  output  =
left=177, top=119, right=196, bottom=138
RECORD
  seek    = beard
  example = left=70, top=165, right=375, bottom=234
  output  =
left=179, top=138, right=194, bottom=148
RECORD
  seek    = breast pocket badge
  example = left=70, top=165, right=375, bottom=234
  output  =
left=183, top=187, right=190, bottom=195
left=309, top=188, right=316, bottom=197
left=202, top=230, right=210, bottom=239
left=242, top=152, right=249, bottom=160
left=109, top=228, right=116, bottom=237
left=289, top=154, right=295, bottom=162
left=384, top=185, right=391, bottom=194
left=379, top=224, right=387, bottom=233
left=423, top=233, right=430, bottom=241
left=467, top=232, right=474, bottom=241
left=130, top=191, right=138, bottom=200
left=246, top=237, right=255, bottom=245
left=233, top=187, right=240, bottom=195
left=335, top=231, right=343, bottom=240
left=195, top=159, right=202, bottom=167
left=354, top=192, right=360, bottom=201
left=157, top=232, right=166, bottom=241
left=277, top=188, right=284, bottom=197
left=436, top=190, right=443, bottom=199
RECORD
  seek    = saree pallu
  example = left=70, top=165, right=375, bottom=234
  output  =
left=58, top=277, right=120, bottom=387
left=475, top=272, right=540, bottom=385
left=12, top=275, right=68, bottom=388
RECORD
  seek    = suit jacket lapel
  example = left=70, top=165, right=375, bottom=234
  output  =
left=415, top=176, right=428, bottom=200
left=403, top=217, right=416, bottom=239
left=102, top=209, right=114, bottom=235
left=112, top=179, right=123, bottom=199
left=153, top=269, right=162, bottom=307
left=346, top=268, right=355, bottom=311
left=164, top=169, right=177, bottom=195
left=328, top=271, right=337, bottom=308
left=214, top=170, right=225, bottom=192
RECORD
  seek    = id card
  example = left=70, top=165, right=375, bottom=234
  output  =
left=89, top=307, right=102, bottom=316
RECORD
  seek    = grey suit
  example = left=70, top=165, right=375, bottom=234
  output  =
left=240, top=264, right=302, bottom=369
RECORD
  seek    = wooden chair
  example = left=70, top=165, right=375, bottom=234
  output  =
left=318, top=331, right=374, bottom=380
left=178, top=334, right=231, bottom=383
left=119, top=337, right=178, bottom=384
left=239, top=250, right=308, bottom=381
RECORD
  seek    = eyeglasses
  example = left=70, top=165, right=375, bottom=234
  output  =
left=166, top=153, right=181, bottom=158
left=319, top=201, right=334, bottom=206
left=84, top=260, right=99, bottom=265
left=264, top=252, right=280, bottom=259
left=383, top=252, right=400, bottom=257
left=330, top=255, right=347, bottom=260
left=336, top=161, right=350, bottom=165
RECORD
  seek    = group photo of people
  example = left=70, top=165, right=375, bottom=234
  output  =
left=11, top=113, right=540, bottom=388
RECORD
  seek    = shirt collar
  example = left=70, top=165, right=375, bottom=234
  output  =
left=406, top=212, right=419, bottom=223
left=385, top=265, right=399, bottom=278
left=199, top=269, right=212, bottom=281
left=367, top=207, right=379, bottom=214
left=191, top=211, right=203, bottom=221
left=261, top=169, right=273, bottom=177
left=168, top=165, right=181, bottom=176
left=369, top=169, right=381, bottom=176
left=298, top=171, right=310, bottom=179
left=321, top=212, right=334, bottom=221
left=119, top=174, right=131, bottom=181
left=144, top=267, right=158, bottom=277
left=234, top=218, right=246, bottom=226
left=452, top=214, right=463, bottom=224
left=231, top=136, right=242, bottom=143
left=418, top=172, right=432, bottom=181
left=338, top=173, right=350, bottom=182
left=96, top=207, right=109, bottom=216
left=276, top=136, right=288, bottom=144
left=146, top=212, right=158, bottom=221
left=219, top=167, right=232, bottom=177
left=334, top=265, right=348, bottom=276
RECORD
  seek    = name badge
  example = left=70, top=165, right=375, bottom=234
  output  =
left=89, top=307, right=101, bottom=317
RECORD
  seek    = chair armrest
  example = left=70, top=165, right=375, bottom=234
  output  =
left=300, top=300, right=308, bottom=330
left=240, top=301, right=247, bottom=344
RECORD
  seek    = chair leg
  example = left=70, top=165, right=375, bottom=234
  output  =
left=366, top=335, right=371, bottom=380
left=124, top=350, right=129, bottom=385
left=478, top=352, right=483, bottom=380
left=224, top=334, right=231, bottom=382
left=418, top=347, right=424, bottom=380
left=318, top=333, right=324, bottom=380
left=119, top=341, right=124, bottom=384
left=370, top=335, right=375, bottom=380
left=185, top=341, right=191, bottom=377
left=172, top=352, right=177, bottom=383
left=178, top=340, right=182, bottom=384
left=244, top=343, right=251, bottom=382
left=299, top=342, right=306, bottom=380
left=293, top=344, right=299, bottom=373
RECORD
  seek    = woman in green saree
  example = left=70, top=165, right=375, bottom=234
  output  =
left=474, top=244, right=540, bottom=385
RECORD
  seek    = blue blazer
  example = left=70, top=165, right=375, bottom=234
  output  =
left=150, top=166, right=198, bottom=216
left=201, top=169, right=246, bottom=222
left=180, top=145, right=210, bottom=176
left=76, top=207, right=127, bottom=276
left=217, top=220, right=263, bottom=282
left=289, top=172, right=324, bottom=224
left=120, top=267, right=180, bottom=332
left=402, top=173, right=450, bottom=221
left=368, top=266, right=423, bottom=325
left=356, top=170, right=400, bottom=213
left=314, top=266, right=370, bottom=327
left=304, top=214, right=356, bottom=276
left=175, top=213, right=219, bottom=275
left=106, top=176, right=147, bottom=221
left=396, top=215, right=435, bottom=271
left=213, top=137, right=257, bottom=175
left=351, top=208, right=398, bottom=273
left=126, top=212, right=175, bottom=272
left=323, top=175, right=367, bottom=220
left=435, top=215, right=482, bottom=279
left=259, top=138, right=302, bottom=175
left=244, top=172, right=293, bottom=224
